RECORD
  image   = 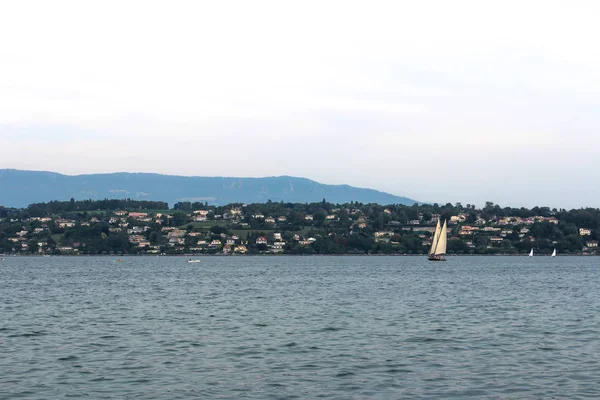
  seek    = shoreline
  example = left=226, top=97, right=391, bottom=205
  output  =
left=2, top=253, right=597, bottom=257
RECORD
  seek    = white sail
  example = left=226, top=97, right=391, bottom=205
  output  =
left=429, top=220, right=441, bottom=255
left=551, top=248, right=556, bottom=257
left=529, top=248, right=534, bottom=257
left=433, top=220, right=448, bottom=255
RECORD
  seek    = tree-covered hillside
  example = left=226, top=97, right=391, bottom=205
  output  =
left=1, top=199, right=599, bottom=256
left=0, top=169, right=418, bottom=207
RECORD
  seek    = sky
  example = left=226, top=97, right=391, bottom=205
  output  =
left=1, top=0, right=599, bottom=209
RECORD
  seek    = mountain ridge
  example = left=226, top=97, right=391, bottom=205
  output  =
left=0, top=169, right=418, bottom=208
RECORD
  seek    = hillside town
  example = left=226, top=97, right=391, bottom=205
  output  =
left=1, top=199, right=599, bottom=256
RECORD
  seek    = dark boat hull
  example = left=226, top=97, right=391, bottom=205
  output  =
left=427, top=255, right=446, bottom=261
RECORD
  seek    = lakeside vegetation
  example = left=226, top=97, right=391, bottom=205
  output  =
left=1, top=198, right=599, bottom=256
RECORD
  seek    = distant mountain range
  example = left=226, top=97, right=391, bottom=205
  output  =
left=0, top=169, right=418, bottom=208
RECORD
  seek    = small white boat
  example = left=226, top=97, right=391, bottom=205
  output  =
left=187, top=259, right=201, bottom=263
left=551, top=248, right=557, bottom=257
left=528, top=248, right=534, bottom=257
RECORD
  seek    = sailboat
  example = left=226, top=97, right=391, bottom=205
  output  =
left=428, top=219, right=447, bottom=261
left=528, top=248, right=534, bottom=257
left=551, top=248, right=557, bottom=257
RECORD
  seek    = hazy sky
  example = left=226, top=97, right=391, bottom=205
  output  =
left=1, top=1, right=599, bottom=209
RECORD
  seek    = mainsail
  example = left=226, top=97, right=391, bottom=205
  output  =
left=429, top=219, right=447, bottom=256
left=429, top=220, right=441, bottom=255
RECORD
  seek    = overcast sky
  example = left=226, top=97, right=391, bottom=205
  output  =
left=1, top=1, right=599, bottom=209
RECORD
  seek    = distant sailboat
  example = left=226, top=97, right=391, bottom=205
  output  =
left=428, top=220, right=447, bottom=261
left=528, top=248, right=534, bottom=257
left=551, top=248, right=557, bottom=257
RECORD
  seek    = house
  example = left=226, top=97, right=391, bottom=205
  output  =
left=234, top=245, right=247, bottom=253
left=265, top=217, right=276, bottom=224
left=586, top=241, right=598, bottom=248
left=167, top=229, right=186, bottom=238
left=168, top=237, right=185, bottom=246
left=129, top=212, right=148, bottom=219
left=459, top=226, right=479, bottom=235
left=483, top=227, right=501, bottom=232
left=256, top=237, right=268, bottom=245
left=193, top=215, right=207, bottom=222
left=273, top=233, right=282, bottom=241
left=127, top=226, right=146, bottom=235
left=490, top=237, right=504, bottom=243
left=277, top=216, right=287, bottom=222
left=129, top=235, right=145, bottom=243
left=115, top=211, right=128, bottom=216
left=326, top=215, right=336, bottom=220
left=304, top=215, right=314, bottom=220
left=580, top=228, right=592, bottom=236
left=252, top=214, right=265, bottom=219
left=55, top=219, right=76, bottom=228
left=450, top=215, right=466, bottom=223
left=194, top=210, right=210, bottom=216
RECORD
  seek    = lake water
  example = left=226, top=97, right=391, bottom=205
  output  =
left=1, top=256, right=599, bottom=399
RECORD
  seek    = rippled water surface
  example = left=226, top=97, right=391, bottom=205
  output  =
left=1, top=256, right=599, bottom=399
